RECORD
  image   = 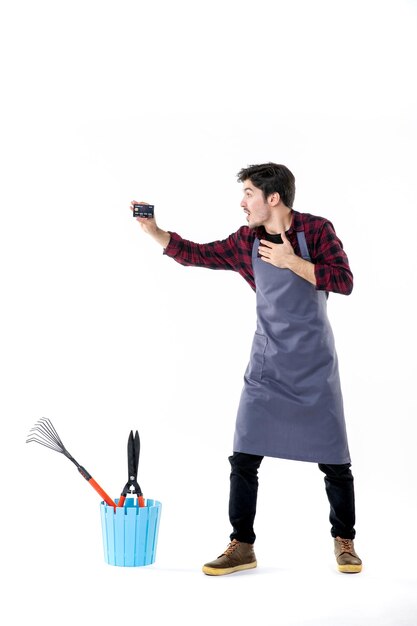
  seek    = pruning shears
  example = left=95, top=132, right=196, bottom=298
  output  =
left=117, top=430, right=145, bottom=507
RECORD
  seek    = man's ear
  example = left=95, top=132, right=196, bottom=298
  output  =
left=268, top=192, right=281, bottom=207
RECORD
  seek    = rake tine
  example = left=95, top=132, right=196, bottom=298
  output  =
left=26, top=418, right=65, bottom=453
left=25, top=436, right=63, bottom=453
left=37, top=418, right=65, bottom=448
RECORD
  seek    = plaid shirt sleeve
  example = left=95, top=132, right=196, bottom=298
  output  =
left=310, top=220, right=353, bottom=295
left=162, top=216, right=352, bottom=295
left=163, top=227, right=256, bottom=290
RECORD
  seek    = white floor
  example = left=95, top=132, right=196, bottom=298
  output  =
left=8, top=445, right=416, bottom=626
left=10, top=527, right=417, bottom=626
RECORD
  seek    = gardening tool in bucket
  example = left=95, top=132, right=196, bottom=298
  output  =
left=118, top=430, right=145, bottom=507
left=100, top=430, right=162, bottom=567
left=26, top=419, right=161, bottom=566
left=26, top=417, right=116, bottom=508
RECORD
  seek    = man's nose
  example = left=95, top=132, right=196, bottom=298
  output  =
left=240, top=199, right=246, bottom=208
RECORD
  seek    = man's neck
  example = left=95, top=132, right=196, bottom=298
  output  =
left=264, top=208, right=293, bottom=235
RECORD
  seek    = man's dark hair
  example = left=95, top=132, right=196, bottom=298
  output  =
left=237, top=163, right=296, bottom=208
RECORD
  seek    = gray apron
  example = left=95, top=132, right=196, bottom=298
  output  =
left=233, top=231, right=351, bottom=464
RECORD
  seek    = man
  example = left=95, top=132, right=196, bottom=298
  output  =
left=130, top=162, right=362, bottom=576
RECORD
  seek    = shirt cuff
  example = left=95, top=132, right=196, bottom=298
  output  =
left=163, top=231, right=182, bottom=257
left=313, top=263, right=329, bottom=291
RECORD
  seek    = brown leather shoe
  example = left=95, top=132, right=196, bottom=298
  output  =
left=334, top=537, right=362, bottom=573
left=202, top=539, right=257, bottom=576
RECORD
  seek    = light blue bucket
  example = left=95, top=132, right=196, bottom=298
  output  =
left=100, top=498, right=162, bottom=566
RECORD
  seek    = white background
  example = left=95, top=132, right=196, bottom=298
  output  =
left=1, top=1, right=417, bottom=624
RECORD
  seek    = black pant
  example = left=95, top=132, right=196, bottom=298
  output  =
left=229, top=452, right=356, bottom=544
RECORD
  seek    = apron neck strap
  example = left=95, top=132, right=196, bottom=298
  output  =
left=296, top=231, right=311, bottom=261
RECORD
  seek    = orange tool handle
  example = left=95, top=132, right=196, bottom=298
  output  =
left=88, top=477, right=116, bottom=508
left=117, top=494, right=145, bottom=507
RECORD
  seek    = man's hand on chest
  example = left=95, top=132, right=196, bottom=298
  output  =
left=258, top=231, right=296, bottom=269
left=258, top=232, right=317, bottom=287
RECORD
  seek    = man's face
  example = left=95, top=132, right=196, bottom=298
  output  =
left=240, top=179, right=272, bottom=229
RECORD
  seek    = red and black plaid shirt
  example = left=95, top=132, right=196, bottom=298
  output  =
left=163, top=209, right=353, bottom=295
